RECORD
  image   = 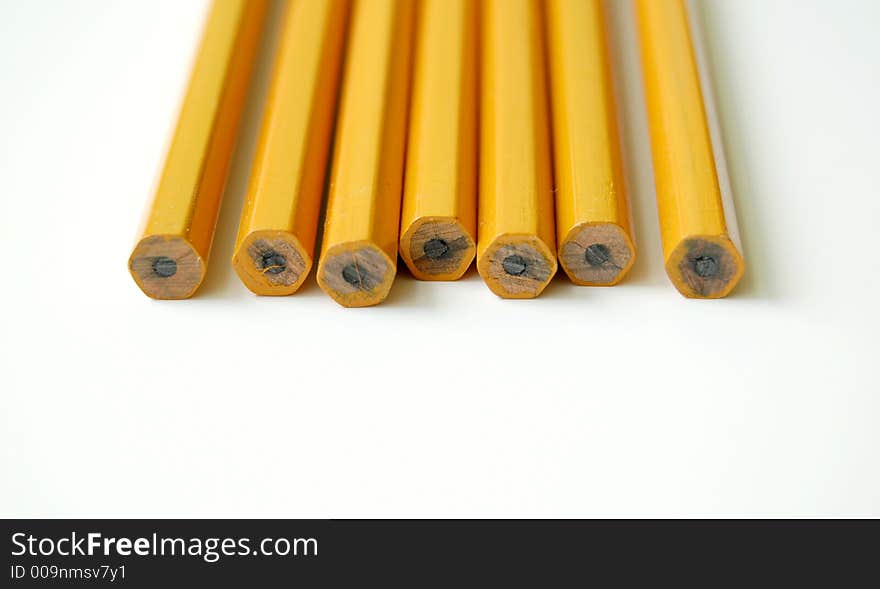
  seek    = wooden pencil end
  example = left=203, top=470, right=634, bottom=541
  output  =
left=477, top=234, right=557, bottom=299
left=128, top=234, right=205, bottom=300
left=399, top=216, right=476, bottom=281
left=316, top=241, right=397, bottom=307
left=232, top=230, right=311, bottom=296
left=666, top=234, right=744, bottom=299
left=559, top=222, right=636, bottom=286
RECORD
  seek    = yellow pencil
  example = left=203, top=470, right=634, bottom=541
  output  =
left=232, top=0, right=349, bottom=296
left=546, top=0, right=635, bottom=286
left=128, top=0, right=268, bottom=299
left=635, top=0, right=744, bottom=298
left=316, top=0, right=416, bottom=307
left=477, top=0, right=557, bottom=299
left=398, top=0, right=477, bottom=281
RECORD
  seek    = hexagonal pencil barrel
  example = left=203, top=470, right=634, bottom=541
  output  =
left=546, top=0, right=636, bottom=286
left=398, top=0, right=477, bottom=281
left=232, top=0, right=350, bottom=295
left=316, top=0, right=416, bottom=307
left=128, top=0, right=269, bottom=299
left=635, top=0, right=744, bottom=298
left=476, top=0, right=557, bottom=299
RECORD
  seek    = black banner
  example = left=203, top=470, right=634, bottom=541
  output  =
left=2, top=520, right=877, bottom=586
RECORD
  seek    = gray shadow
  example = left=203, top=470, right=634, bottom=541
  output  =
left=536, top=272, right=591, bottom=301
left=383, top=271, right=434, bottom=308
left=605, top=0, right=668, bottom=290
left=200, top=0, right=288, bottom=298
left=382, top=257, right=474, bottom=308
left=691, top=2, right=773, bottom=299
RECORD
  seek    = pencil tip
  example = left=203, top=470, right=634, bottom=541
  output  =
left=583, top=244, right=610, bottom=267
left=341, top=264, right=364, bottom=288
left=423, top=238, right=450, bottom=260
left=501, top=255, right=528, bottom=276
left=259, top=251, right=287, bottom=276
left=151, top=256, right=178, bottom=278
left=693, top=255, right=719, bottom=278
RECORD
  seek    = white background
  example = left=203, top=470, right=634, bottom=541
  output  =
left=2, top=0, right=878, bottom=517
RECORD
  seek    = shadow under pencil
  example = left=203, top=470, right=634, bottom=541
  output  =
left=200, top=0, right=288, bottom=299
left=691, top=1, right=771, bottom=300
left=602, top=0, right=667, bottom=291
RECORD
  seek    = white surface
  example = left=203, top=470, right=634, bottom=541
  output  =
left=2, top=0, right=878, bottom=517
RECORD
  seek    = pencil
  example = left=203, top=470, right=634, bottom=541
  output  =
left=635, top=0, right=744, bottom=298
left=477, top=0, right=557, bottom=299
left=232, top=0, right=349, bottom=296
left=316, top=0, right=416, bottom=307
left=128, top=0, right=268, bottom=299
left=546, top=0, right=635, bottom=286
left=398, top=0, right=477, bottom=281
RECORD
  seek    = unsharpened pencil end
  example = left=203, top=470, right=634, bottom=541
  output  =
left=129, top=235, right=205, bottom=300
left=399, top=217, right=476, bottom=281
left=232, top=230, right=311, bottom=296
left=666, top=235, right=744, bottom=299
left=559, top=222, right=636, bottom=286
left=477, top=235, right=557, bottom=299
left=316, top=241, right=397, bottom=307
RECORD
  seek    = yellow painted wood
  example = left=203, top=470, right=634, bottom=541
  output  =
left=128, top=0, right=268, bottom=299
left=636, top=0, right=744, bottom=298
left=232, top=0, right=350, bottom=296
left=316, top=0, right=416, bottom=307
left=477, top=0, right=557, bottom=299
left=546, top=0, right=635, bottom=286
left=398, top=0, right=477, bottom=281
